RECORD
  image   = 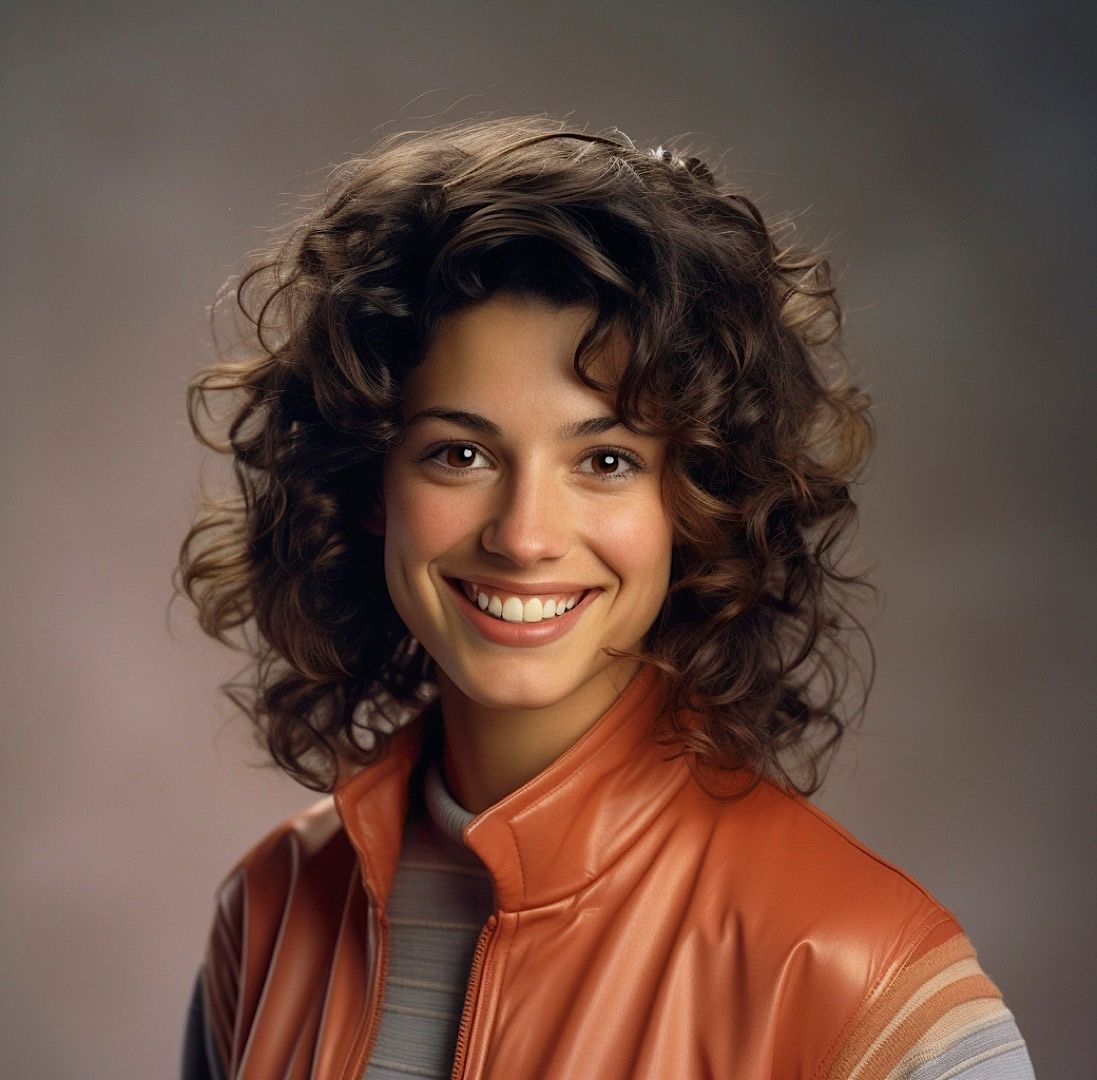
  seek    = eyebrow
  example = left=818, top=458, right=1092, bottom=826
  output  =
left=405, top=407, right=625, bottom=441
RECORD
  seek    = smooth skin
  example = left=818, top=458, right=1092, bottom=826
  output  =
left=378, top=294, right=675, bottom=813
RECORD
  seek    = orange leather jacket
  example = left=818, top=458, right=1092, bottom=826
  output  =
left=200, top=664, right=967, bottom=1079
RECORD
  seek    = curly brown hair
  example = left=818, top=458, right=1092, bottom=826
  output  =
left=177, top=115, right=876, bottom=797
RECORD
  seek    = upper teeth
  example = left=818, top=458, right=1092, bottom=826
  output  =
left=460, top=581, right=584, bottom=623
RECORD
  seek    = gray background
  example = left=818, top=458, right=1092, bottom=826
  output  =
left=2, top=1, right=1093, bottom=1076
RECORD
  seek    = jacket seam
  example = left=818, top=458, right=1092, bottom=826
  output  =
left=233, top=832, right=303, bottom=1077
left=790, top=794, right=948, bottom=907
left=809, top=905, right=955, bottom=1080
left=203, top=873, right=241, bottom=1079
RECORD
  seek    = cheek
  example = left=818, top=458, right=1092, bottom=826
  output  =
left=383, top=470, right=481, bottom=563
left=595, top=501, right=675, bottom=596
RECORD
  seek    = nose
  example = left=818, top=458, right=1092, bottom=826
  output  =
left=480, top=466, right=572, bottom=567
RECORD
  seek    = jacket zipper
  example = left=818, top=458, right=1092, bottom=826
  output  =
left=347, top=891, right=389, bottom=1080
left=449, top=914, right=499, bottom=1080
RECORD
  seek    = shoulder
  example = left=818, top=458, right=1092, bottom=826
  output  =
left=208, top=796, right=350, bottom=924
left=692, top=775, right=956, bottom=934
left=821, top=915, right=1034, bottom=1078
left=199, top=797, right=355, bottom=1076
left=683, top=778, right=1032, bottom=1076
left=208, top=794, right=357, bottom=953
left=206, top=793, right=348, bottom=927
left=215, top=795, right=346, bottom=884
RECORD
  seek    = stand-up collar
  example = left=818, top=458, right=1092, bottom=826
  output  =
left=331, top=710, right=422, bottom=909
left=334, top=663, right=686, bottom=912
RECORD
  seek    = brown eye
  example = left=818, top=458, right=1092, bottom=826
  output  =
left=591, top=452, right=622, bottom=475
left=578, top=448, right=644, bottom=483
left=423, top=443, right=489, bottom=473
left=444, top=444, right=479, bottom=468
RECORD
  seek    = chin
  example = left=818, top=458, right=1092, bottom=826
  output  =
left=443, top=661, right=588, bottom=714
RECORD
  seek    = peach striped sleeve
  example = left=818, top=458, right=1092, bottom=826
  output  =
left=826, top=921, right=1036, bottom=1079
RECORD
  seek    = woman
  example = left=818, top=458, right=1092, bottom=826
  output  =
left=179, top=117, right=1036, bottom=1079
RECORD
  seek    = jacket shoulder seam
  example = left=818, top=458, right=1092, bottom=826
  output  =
left=212, top=795, right=339, bottom=894
left=759, top=782, right=954, bottom=909
left=810, top=906, right=957, bottom=1080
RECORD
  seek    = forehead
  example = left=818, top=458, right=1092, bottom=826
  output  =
left=404, top=295, right=627, bottom=410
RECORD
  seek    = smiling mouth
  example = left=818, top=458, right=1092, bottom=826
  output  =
left=447, top=578, right=592, bottom=624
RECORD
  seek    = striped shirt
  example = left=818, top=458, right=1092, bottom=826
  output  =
left=362, top=760, right=491, bottom=1079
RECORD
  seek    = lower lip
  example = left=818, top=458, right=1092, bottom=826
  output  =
left=445, top=578, right=599, bottom=648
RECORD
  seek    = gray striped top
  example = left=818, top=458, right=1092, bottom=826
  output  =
left=362, top=759, right=493, bottom=1080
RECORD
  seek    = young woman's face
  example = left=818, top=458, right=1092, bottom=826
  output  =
left=380, top=293, right=674, bottom=714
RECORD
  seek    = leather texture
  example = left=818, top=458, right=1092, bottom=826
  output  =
left=201, top=663, right=962, bottom=1079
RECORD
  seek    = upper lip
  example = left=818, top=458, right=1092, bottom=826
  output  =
left=446, top=575, right=597, bottom=597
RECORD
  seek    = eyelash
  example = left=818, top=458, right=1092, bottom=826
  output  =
left=419, top=442, right=646, bottom=484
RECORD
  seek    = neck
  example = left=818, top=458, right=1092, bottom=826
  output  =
left=438, top=658, right=643, bottom=815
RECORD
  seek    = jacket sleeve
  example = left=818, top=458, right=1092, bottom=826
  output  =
left=181, top=966, right=224, bottom=1080
left=186, top=797, right=347, bottom=1080
left=821, top=915, right=1036, bottom=1078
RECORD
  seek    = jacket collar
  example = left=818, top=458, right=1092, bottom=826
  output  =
left=334, top=662, right=690, bottom=911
